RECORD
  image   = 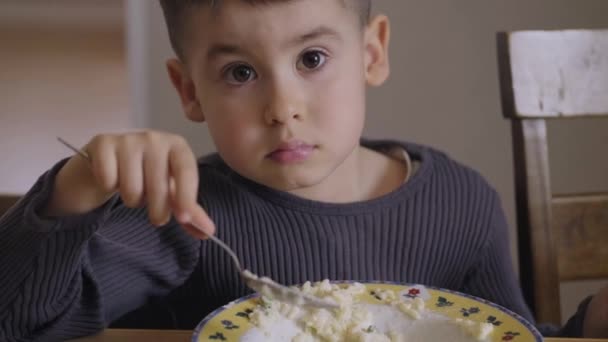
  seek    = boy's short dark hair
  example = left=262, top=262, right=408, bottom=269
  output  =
left=159, top=0, right=372, bottom=60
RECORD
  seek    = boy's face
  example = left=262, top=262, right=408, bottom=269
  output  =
left=168, top=0, right=390, bottom=195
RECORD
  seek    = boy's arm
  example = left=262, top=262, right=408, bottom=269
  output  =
left=460, top=191, right=592, bottom=337
left=460, top=191, right=535, bottom=323
left=0, top=159, right=200, bottom=341
left=582, top=285, right=608, bottom=337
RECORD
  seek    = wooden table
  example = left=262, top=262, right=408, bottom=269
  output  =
left=70, top=329, right=608, bottom=341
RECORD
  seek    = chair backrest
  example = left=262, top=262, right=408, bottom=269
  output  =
left=496, top=29, right=608, bottom=325
left=0, top=194, right=21, bottom=219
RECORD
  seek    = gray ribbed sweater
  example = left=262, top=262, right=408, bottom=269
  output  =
left=0, top=140, right=586, bottom=341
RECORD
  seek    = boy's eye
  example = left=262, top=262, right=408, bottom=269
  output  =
left=298, top=50, right=327, bottom=70
left=224, top=64, right=257, bottom=84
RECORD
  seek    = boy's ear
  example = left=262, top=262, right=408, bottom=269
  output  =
left=166, top=59, right=205, bottom=122
left=363, top=15, right=391, bottom=87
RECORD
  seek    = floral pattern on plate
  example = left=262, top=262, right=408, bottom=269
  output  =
left=192, top=282, right=542, bottom=342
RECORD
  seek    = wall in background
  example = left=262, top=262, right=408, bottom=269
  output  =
left=0, top=0, right=124, bottom=30
left=0, top=22, right=130, bottom=194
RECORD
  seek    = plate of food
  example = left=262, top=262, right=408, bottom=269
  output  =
left=192, top=280, right=542, bottom=342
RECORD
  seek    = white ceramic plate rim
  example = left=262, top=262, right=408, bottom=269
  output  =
left=192, top=280, right=543, bottom=342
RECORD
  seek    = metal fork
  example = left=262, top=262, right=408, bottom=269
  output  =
left=201, top=231, right=337, bottom=310
left=57, top=137, right=337, bottom=310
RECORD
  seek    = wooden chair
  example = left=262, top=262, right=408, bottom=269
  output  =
left=496, top=29, right=608, bottom=325
left=0, top=195, right=21, bottom=219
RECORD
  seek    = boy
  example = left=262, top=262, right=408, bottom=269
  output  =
left=0, top=0, right=606, bottom=340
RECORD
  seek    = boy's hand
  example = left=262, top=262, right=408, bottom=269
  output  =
left=583, top=285, right=608, bottom=338
left=46, top=131, right=215, bottom=238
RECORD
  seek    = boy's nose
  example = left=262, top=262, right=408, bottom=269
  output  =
left=263, top=86, right=303, bottom=125
left=265, top=110, right=302, bottom=126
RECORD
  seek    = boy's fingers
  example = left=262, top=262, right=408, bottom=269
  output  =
left=182, top=223, right=210, bottom=240
left=168, top=144, right=199, bottom=221
left=89, top=138, right=118, bottom=193
left=144, top=148, right=171, bottom=226
left=117, top=147, right=145, bottom=208
left=182, top=203, right=215, bottom=237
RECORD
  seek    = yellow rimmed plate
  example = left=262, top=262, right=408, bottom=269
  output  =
left=192, top=282, right=542, bottom=342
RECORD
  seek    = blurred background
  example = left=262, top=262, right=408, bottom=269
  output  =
left=0, top=0, right=606, bottom=324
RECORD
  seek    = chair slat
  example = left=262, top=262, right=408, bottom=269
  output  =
left=510, top=119, right=561, bottom=324
left=0, top=195, right=21, bottom=219
left=499, top=30, right=608, bottom=118
left=552, top=193, right=608, bottom=280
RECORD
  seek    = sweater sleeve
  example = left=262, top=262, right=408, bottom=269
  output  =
left=460, top=191, right=536, bottom=324
left=460, top=191, right=591, bottom=337
left=0, top=160, right=201, bottom=341
left=538, top=295, right=592, bottom=337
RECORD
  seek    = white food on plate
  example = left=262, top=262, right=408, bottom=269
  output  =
left=453, top=319, right=495, bottom=340
left=244, top=280, right=495, bottom=342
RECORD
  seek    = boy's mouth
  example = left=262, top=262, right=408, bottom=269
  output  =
left=267, top=140, right=316, bottom=164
